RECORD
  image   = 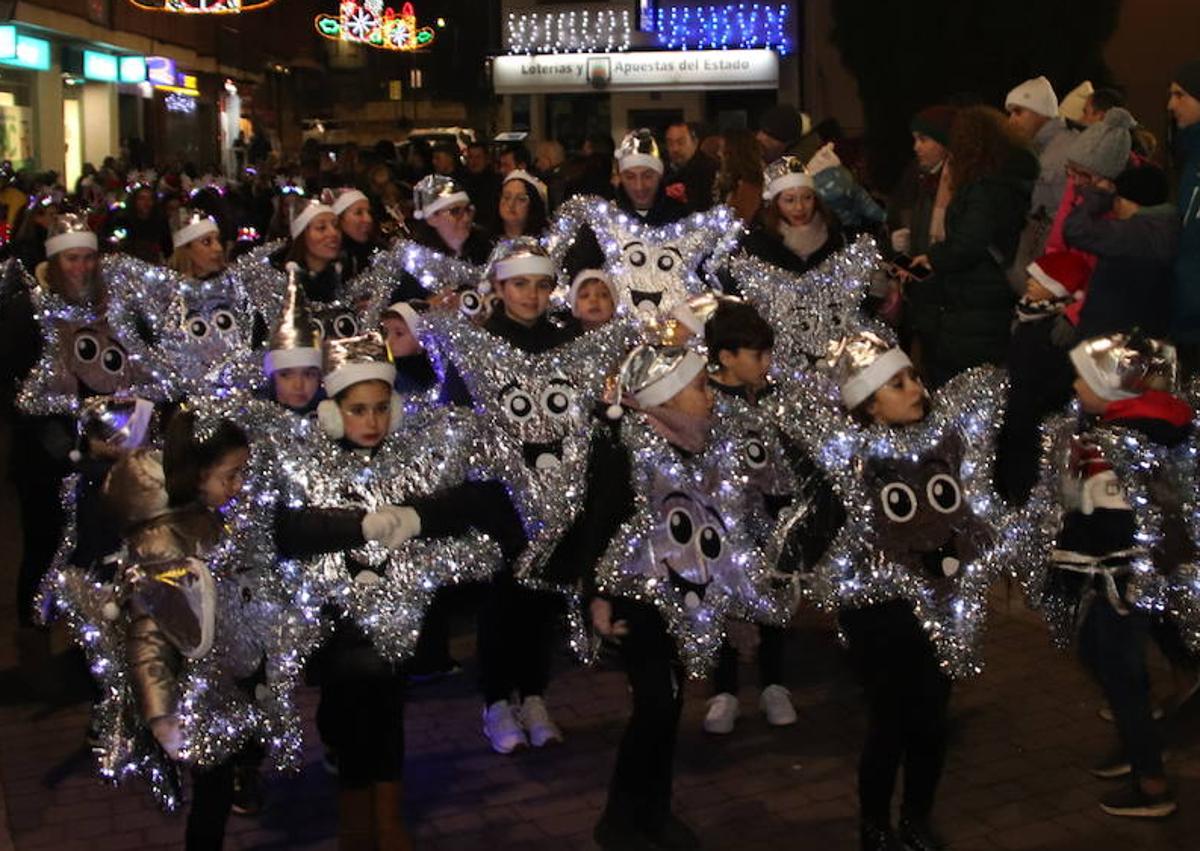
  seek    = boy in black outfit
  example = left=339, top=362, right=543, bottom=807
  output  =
left=700, top=300, right=799, bottom=733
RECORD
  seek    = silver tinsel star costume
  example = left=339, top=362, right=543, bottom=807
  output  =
left=9, top=259, right=161, bottom=415
left=594, top=414, right=790, bottom=679
left=769, top=366, right=1029, bottom=678
left=416, top=310, right=637, bottom=585
left=36, top=393, right=326, bottom=809
left=724, top=235, right=894, bottom=372
left=358, top=238, right=485, bottom=318
left=545, top=195, right=742, bottom=315
left=279, top=405, right=503, bottom=663
left=103, top=254, right=254, bottom=399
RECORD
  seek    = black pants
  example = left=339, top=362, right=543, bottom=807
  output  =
left=11, top=419, right=70, bottom=626
left=477, top=573, right=558, bottom=705
left=839, top=600, right=951, bottom=826
left=712, top=624, right=785, bottom=693
left=1078, top=597, right=1165, bottom=779
left=184, top=745, right=262, bottom=851
left=315, top=623, right=407, bottom=789
left=604, top=599, right=684, bottom=833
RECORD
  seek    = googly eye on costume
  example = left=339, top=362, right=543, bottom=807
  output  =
left=539, top=382, right=576, bottom=418
left=500, top=385, right=536, bottom=423
left=880, top=481, right=918, bottom=523
left=75, top=333, right=100, bottom=363
left=926, top=474, right=962, bottom=514
left=101, top=346, right=126, bottom=375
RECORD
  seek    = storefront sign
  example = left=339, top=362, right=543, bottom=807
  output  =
left=146, top=56, right=178, bottom=87
left=83, top=50, right=119, bottom=82
left=0, top=31, right=51, bottom=72
left=493, top=48, right=778, bottom=94
left=119, top=56, right=147, bottom=83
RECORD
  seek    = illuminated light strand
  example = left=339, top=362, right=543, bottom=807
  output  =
left=128, top=0, right=275, bottom=14
left=650, top=3, right=791, bottom=55
left=504, top=9, right=631, bottom=55
left=315, top=0, right=436, bottom=52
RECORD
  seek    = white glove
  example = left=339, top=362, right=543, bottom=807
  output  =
left=891, top=228, right=912, bottom=254
left=150, top=714, right=183, bottom=759
left=361, top=506, right=422, bottom=549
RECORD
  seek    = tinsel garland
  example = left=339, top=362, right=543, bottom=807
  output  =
left=544, top=195, right=743, bottom=314
left=594, top=413, right=790, bottom=679
left=768, top=366, right=1031, bottom=678
left=279, top=405, right=503, bottom=662
left=10, top=259, right=163, bottom=415
left=358, top=238, right=484, bottom=319
left=417, top=310, right=637, bottom=584
left=723, top=235, right=894, bottom=374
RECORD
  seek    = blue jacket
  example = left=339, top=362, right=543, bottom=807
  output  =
left=1173, top=123, right=1200, bottom=342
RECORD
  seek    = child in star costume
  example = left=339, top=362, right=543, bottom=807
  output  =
left=1046, top=333, right=1191, bottom=819
left=542, top=343, right=712, bottom=851
left=701, top=299, right=799, bottom=734
left=820, top=333, right=949, bottom=851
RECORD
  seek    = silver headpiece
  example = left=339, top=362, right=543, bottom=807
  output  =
left=1070, top=333, right=1178, bottom=402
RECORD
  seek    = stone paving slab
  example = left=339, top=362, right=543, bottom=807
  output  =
left=1, top=594, right=1198, bottom=850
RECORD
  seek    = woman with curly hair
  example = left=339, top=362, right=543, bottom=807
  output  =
left=906, top=105, right=1039, bottom=387
left=715, top=128, right=765, bottom=226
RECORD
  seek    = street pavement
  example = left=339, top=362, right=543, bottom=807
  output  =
left=0, top=586, right=1198, bottom=850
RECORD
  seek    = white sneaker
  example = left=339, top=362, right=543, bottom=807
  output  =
left=703, top=693, right=739, bottom=734
left=518, top=695, right=564, bottom=747
left=482, top=700, right=528, bottom=754
left=760, top=684, right=798, bottom=727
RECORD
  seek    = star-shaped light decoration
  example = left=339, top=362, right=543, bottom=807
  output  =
left=768, top=365, right=1030, bottom=678
left=357, top=238, right=484, bottom=319
left=545, top=195, right=742, bottom=316
left=595, top=414, right=790, bottom=678
left=280, top=405, right=503, bottom=662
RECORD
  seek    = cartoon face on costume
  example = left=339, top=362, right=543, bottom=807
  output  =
left=309, top=303, right=362, bottom=344
left=493, top=373, right=581, bottom=470
left=52, top=320, right=133, bottom=396
left=180, top=298, right=242, bottom=362
left=647, top=473, right=736, bottom=610
left=618, top=239, right=687, bottom=314
left=791, top=295, right=861, bottom=362
left=865, top=432, right=996, bottom=581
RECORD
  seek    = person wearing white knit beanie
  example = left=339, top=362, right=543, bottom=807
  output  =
left=1005, top=75, right=1078, bottom=217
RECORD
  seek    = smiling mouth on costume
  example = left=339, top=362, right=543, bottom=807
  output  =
left=630, top=290, right=664, bottom=310
left=918, top=539, right=962, bottom=578
left=522, top=439, right=564, bottom=470
left=662, top=558, right=711, bottom=611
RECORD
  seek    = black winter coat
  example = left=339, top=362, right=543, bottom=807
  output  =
left=908, top=148, right=1038, bottom=387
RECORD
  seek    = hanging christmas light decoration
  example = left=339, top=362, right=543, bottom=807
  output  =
left=504, top=8, right=632, bottom=55
left=651, top=3, right=792, bottom=54
left=315, top=0, right=436, bottom=52
left=128, top=0, right=275, bottom=14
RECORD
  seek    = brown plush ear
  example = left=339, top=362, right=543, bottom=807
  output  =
left=48, top=320, right=80, bottom=396
left=935, top=428, right=965, bottom=470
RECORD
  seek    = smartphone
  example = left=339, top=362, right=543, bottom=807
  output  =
left=890, top=253, right=931, bottom=281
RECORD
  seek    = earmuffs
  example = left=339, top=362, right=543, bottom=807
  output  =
left=316, top=392, right=404, bottom=440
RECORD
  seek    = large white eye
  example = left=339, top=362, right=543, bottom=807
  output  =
left=187, top=316, right=211, bottom=339
left=880, top=482, right=918, bottom=523
left=540, top=383, right=575, bottom=418
left=698, top=525, right=723, bottom=560
left=334, top=313, right=359, bottom=338
left=628, top=249, right=647, bottom=267
left=460, top=291, right=483, bottom=316
left=656, top=253, right=675, bottom=272
left=667, top=507, right=694, bottom=545
left=926, top=474, right=962, bottom=514
left=501, top=387, right=535, bottom=423
left=212, top=309, right=236, bottom=333
left=74, top=333, right=99, bottom=363
left=101, top=346, right=126, bottom=375
left=743, top=438, right=768, bottom=469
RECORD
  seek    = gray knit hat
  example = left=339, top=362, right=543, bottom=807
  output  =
left=1066, top=107, right=1136, bottom=180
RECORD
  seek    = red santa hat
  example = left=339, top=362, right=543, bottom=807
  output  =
left=1027, top=251, right=1090, bottom=300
